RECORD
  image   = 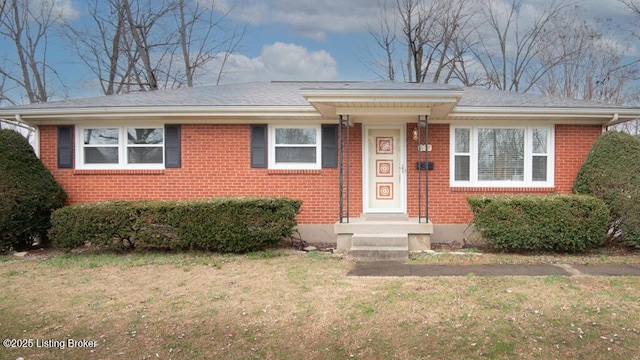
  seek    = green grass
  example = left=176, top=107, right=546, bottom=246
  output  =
left=1, top=249, right=639, bottom=360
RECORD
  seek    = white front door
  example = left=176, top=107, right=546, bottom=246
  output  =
left=364, top=125, right=406, bottom=213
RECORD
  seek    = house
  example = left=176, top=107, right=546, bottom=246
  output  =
left=1, top=81, right=639, bottom=259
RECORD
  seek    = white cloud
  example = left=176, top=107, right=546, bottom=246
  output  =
left=214, top=0, right=385, bottom=40
left=201, top=42, right=338, bottom=84
left=31, top=0, right=79, bottom=22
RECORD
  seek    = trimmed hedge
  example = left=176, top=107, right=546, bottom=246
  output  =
left=468, top=195, right=608, bottom=253
left=573, top=131, right=640, bottom=248
left=0, top=129, right=67, bottom=251
left=49, top=197, right=302, bottom=253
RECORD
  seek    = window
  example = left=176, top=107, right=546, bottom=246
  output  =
left=83, top=128, right=119, bottom=164
left=78, top=126, right=164, bottom=169
left=453, top=128, right=471, bottom=181
left=478, top=128, right=524, bottom=181
left=127, top=128, right=164, bottom=164
left=450, top=125, right=553, bottom=187
left=269, top=125, right=321, bottom=169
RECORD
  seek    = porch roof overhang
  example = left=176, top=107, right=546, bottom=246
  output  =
left=300, top=88, right=464, bottom=121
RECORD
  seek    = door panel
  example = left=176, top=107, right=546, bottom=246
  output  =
left=365, top=127, right=404, bottom=213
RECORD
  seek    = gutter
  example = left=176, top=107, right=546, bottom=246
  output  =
left=0, top=106, right=321, bottom=123
left=603, top=113, right=627, bottom=130
left=0, top=114, right=33, bottom=131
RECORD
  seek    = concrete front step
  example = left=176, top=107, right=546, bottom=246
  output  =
left=349, top=246, right=409, bottom=262
left=349, top=233, right=409, bottom=261
left=351, top=233, right=408, bottom=247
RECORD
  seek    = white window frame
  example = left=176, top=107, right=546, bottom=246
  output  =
left=76, top=125, right=165, bottom=170
left=450, top=124, right=554, bottom=188
left=268, top=124, right=322, bottom=170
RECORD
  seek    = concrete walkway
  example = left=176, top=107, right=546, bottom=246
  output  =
left=348, top=262, right=640, bottom=277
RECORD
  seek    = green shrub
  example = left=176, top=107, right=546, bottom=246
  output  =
left=0, top=129, right=67, bottom=251
left=573, top=131, right=640, bottom=248
left=49, top=197, right=302, bottom=253
left=467, top=195, right=608, bottom=253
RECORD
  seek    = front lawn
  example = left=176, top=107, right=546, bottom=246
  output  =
left=1, top=250, right=639, bottom=359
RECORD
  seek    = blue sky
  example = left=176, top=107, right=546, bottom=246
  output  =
left=1, top=0, right=637, bottom=101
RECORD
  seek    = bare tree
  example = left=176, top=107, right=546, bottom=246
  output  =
left=120, top=0, right=177, bottom=91
left=366, top=0, right=397, bottom=81
left=174, top=0, right=245, bottom=87
left=0, top=0, right=6, bottom=23
left=0, top=0, right=67, bottom=103
left=399, top=0, right=466, bottom=83
left=621, top=0, right=640, bottom=17
left=63, top=0, right=135, bottom=95
left=65, top=0, right=245, bottom=94
left=367, top=0, right=478, bottom=84
left=535, top=14, right=639, bottom=104
left=470, top=0, right=570, bottom=93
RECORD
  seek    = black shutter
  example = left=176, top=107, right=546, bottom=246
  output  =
left=250, top=125, right=267, bottom=168
left=165, top=125, right=181, bottom=168
left=57, top=126, right=73, bottom=168
left=322, top=124, right=338, bottom=168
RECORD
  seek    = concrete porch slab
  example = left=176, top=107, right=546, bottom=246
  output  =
left=334, top=217, right=433, bottom=235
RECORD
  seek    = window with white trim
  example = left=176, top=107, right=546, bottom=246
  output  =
left=268, top=125, right=321, bottom=169
left=78, top=126, right=164, bottom=169
left=450, top=125, right=554, bottom=187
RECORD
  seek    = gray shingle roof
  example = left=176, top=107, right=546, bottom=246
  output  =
left=0, top=81, right=634, bottom=111
left=458, top=87, right=625, bottom=109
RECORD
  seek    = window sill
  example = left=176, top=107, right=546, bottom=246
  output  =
left=73, top=169, right=165, bottom=175
left=268, top=169, right=322, bottom=175
left=450, top=186, right=555, bottom=193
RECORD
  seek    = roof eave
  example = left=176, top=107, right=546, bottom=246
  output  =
left=0, top=106, right=322, bottom=125
left=450, top=106, right=640, bottom=123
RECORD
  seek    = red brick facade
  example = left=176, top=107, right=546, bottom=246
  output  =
left=413, top=123, right=602, bottom=224
left=39, top=122, right=601, bottom=225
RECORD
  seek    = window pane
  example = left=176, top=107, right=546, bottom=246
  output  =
left=85, top=147, right=118, bottom=164
left=275, top=147, right=317, bottom=163
left=455, top=155, right=470, bottom=181
left=275, top=128, right=317, bottom=145
left=84, top=128, right=118, bottom=145
left=478, top=128, right=524, bottom=181
left=455, top=128, right=470, bottom=153
left=533, top=156, right=547, bottom=181
left=532, top=129, right=548, bottom=154
left=128, top=147, right=163, bottom=164
left=128, top=128, right=163, bottom=145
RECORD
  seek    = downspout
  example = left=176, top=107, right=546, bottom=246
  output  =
left=603, top=113, right=619, bottom=133
left=14, top=114, right=39, bottom=157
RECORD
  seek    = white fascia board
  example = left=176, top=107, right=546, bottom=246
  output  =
left=301, top=89, right=464, bottom=103
left=452, top=106, right=640, bottom=120
left=3, top=106, right=322, bottom=125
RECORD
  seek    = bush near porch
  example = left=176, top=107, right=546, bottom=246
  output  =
left=49, top=197, right=302, bottom=253
left=468, top=195, right=608, bottom=253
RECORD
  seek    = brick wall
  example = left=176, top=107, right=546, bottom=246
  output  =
left=40, top=123, right=601, bottom=225
left=553, top=124, right=602, bottom=192
left=41, top=124, right=345, bottom=224
left=406, top=123, right=602, bottom=224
